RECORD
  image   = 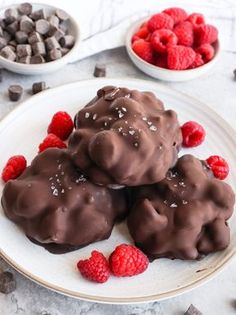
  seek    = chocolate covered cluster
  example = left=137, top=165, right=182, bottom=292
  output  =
left=69, top=86, right=182, bottom=187
left=127, top=155, right=235, bottom=260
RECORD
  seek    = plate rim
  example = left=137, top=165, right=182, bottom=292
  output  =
left=0, top=77, right=236, bottom=304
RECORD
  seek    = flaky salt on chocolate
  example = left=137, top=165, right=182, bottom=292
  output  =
left=69, top=86, right=182, bottom=187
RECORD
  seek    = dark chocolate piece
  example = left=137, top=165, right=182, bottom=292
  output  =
left=30, top=54, right=45, bottom=64
left=28, top=31, right=42, bottom=44
left=94, top=63, right=106, bottom=77
left=4, top=8, right=18, bottom=24
left=0, top=271, right=16, bottom=294
left=35, top=19, right=50, bottom=35
left=8, top=85, right=23, bottom=101
left=45, top=36, right=60, bottom=51
left=0, top=46, right=16, bottom=61
left=127, top=155, right=235, bottom=260
left=59, top=35, right=74, bottom=48
left=6, top=21, right=18, bottom=35
left=32, top=81, right=46, bottom=94
left=56, top=9, right=69, bottom=21
left=20, top=15, right=34, bottom=33
left=49, top=48, right=62, bottom=60
left=15, top=31, right=28, bottom=44
left=30, top=9, right=45, bottom=21
left=185, top=304, right=203, bottom=315
left=16, top=44, right=32, bottom=57
left=32, top=41, right=46, bottom=56
left=69, top=86, right=182, bottom=187
left=1, top=148, right=127, bottom=254
left=18, top=3, right=33, bottom=16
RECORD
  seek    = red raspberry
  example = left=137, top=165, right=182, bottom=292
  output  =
left=167, top=45, right=196, bottom=70
left=151, top=29, right=178, bottom=54
left=196, top=44, right=215, bottom=62
left=206, top=155, right=229, bottom=180
left=132, top=25, right=150, bottom=43
left=47, top=111, right=74, bottom=141
left=77, top=251, right=110, bottom=283
left=174, top=21, right=194, bottom=47
left=147, top=13, right=174, bottom=32
left=2, top=155, right=27, bottom=182
left=132, top=39, right=154, bottom=63
left=109, top=244, right=149, bottom=277
left=195, top=24, right=218, bottom=46
left=187, top=13, right=205, bottom=28
left=181, top=121, right=206, bottom=147
left=155, top=54, right=168, bottom=68
left=188, top=53, right=204, bottom=69
left=163, top=7, right=188, bottom=25
left=38, top=134, right=67, bottom=153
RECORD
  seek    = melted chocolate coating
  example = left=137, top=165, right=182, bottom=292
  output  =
left=69, top=86, right=182, bottom=187
left=127, top=155, right=235, bottom=260
left=1, top=148, right=127, bottom=254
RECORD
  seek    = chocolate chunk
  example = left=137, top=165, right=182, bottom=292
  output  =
left=8, top=85, right=23, bottom=101
left=93, top=63, right=106, bottom=77
left=32, top=81, right=46, bottom=94
left=60, top=47, right=69, bottom=56
left=28, top=31, right=42, bottom=44
left=59, top=21, right=69, bottom=34
left=35, top=19, right=50, bottom=35
left=45, top=36, right=60, bottom=51
left=30, top=54, right=45, bottom=64
left=32, top=41, right=46, bottom=56
left=3, top=31, right=12, bottom=43
left=49, top=48, right=62, bottom=60
left=0, top=272, right=16, bottom=294
left=16, top=44, right=32, bottom=57
left=53, top=28, right=65, bottom=41
left=56, top=9, right=69, bottom=21
left=59, top=35, right=74, bottom=48
left=48, top=15, right=59, bottom=28
left=20, top=15, right=34, bottom=33
left=18, top=56, right=30, bottom=64
left=185, top=304, right=203, bottom=315
left=0, top=46, right=16, bottom=61
left=15, top=31, right=28, bottom=44
left=18, top=3, right=33, bottom=16
left=4, top=8, right=18, bottom=24
left=0, top=37, right=7, bottom=50
left=30, top=9, right=45, bottom=21
left=6, top=21, right=19, bottom=35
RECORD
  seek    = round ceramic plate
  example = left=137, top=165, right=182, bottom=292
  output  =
left=0, top=78, right=235, bottom=304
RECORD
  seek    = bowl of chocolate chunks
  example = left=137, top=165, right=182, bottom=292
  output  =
left=0, top=2, right=80, bottom=75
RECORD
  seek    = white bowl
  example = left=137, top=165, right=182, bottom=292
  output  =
left=126, top=17, right=220, bottom=82
left=0, top=3, right=80, bottom=75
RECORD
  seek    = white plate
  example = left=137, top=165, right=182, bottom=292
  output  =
left=0, top=78, right=235, bottom=304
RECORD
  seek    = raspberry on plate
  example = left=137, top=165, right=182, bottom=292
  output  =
left=167, top=45, right=196, bottom=70
left=147, top=13, right=174, bottom=32
left=2, top=155, right=27, bottom=182
left=196, top=44, right=215, bottom=62
left=188, top=53, right=204, bottom=69
left=151, top=29, right=178, bottom=54
left=47, top=111, right=74, bottom=141
left=187, top=13, right=205, bottom=28
left=77, top=250, right=110, bottom=283
left=174, top=21, right=194, bottom=47
left=181, top=121, right=206, bottom=147
left=163, top=7, right=188, bottom=25
left=195, top=24, right=218, bottom=45
left=132, top=39, right=154, bottom=63
left=109, top=244, right=149, bottom=277
left=38, top=133, right=67, bottom=153
left=206, top=155, right=229, bottom=180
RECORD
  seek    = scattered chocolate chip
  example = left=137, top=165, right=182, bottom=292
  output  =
left=56, top=9, right=69, bottom=21
left=15, top=31, right=28, bottom=44
left=18, top=3, right=33, bottom=16
left=16, top=44, right=32, bottom=58
left=0, top=271, right=16, bottom=294
left=59, top=35, right=74, bottom=48
left=8, top=85, right=23, bottom=101
left=32, top=81, right=46, bottom=94
left=93, top=63, right=106, bottom=77
left=30, top=54, right=45, bottom=64
left=20, top=15, right=34, bottom=33
left=35, top=19, right=50, bottom=35
left=185, top=304, right=203, bottom=315
left=0, top=46, right=16, bottom=61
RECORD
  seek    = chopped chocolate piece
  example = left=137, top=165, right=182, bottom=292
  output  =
left=32, top=41, right=46, bottom=56
left=59, top=35, right=74, bottom=48
left=94, top=63, right=106, bottom=77
left=60, top=47, right=69, bottom=56
left=6, top=21, right=19, bottom=35
left=8, top=85, right=23, bottom=101
left=56, top=9, right=69, bottom=21
left=35, top=19, right=50, bottom=35
left=30, top=9, right=45, bottom=21
left=30, top=54, right=45, bottom=64
left=32, top=81, right=46, bottom=94
left=4, top=8, right=18, bottom=24
left=16, top=44, right=32, bottom=57
left=20, top=15, right=34, bottom=33
left=28, top=31, right=42, bottom=44
left=0, top=272, right=16, bottom=294
left=45, top=36, right=60, bottom=51
left=18, top=3, right=33, bottom=16
left=0, top=46, right=16, bottom=61
left=48, top=15, right=59, bottom=28
left=185, top=304, right=203, bottom=315
left=15, top=31, right=28, bottom=44
left=18, top=55, right=30, bottom=64
left=49, top=48, right=62, bottom=60
left=0, top=37, right=7, bottom=50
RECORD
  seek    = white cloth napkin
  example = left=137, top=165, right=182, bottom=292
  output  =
left=1, top=0, right=236, bottom=61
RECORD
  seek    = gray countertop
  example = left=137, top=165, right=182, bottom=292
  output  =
left=0, top=47, right=236, bottom=315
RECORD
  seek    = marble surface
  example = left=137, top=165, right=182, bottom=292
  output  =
left=0, top=47, right=236, bottom=315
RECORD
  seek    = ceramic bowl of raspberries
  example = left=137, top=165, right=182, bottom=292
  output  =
left=126, top=7, right=220, bottom=82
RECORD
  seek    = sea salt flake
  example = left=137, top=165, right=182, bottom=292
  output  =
left=122, top=107, right=127, bottom=112
left=173, top=184, right=178, bottom=187
left=118, top=111, right=124, bottom=118
left=182, top=200, right=188, bottom=205
left=125, top=120, right=128, bottom=124
left=164, top=200, right=168, bottom=205
left=61, top=172, right=65, bottom=175
left=68, top=187, right=72, bottom=190
left=51, top=185, right=55, bottom=190
left=58, top=164, right=62, bottom=170
left=93, top=114, right=97, bottom=120
left=150, top=125, right=157, bottom=131
left=104, top=121, right=108, bottom=127
left=61, top=189, right=65, bottom=194
left=179, top=181, right=186, bottom=187
left=56, top=179, right=60, bottom=183
left=85, top=112, right=90, bottom=118
left=52, top=189, right=58, bottom=196
left=147, top=121, right=152, bottom=126
left=108, top=117, right=113, bottom=121
left=76, top=175, right=86, bottom=183
left=134, top=142, right=139, bottom=147
left=129, top=130, right=135, bottom=135
left=118, top=127, right=123, bottom=132
left=49, top=177, right=53, bottom=181
left=170, top=203, right=178, bottom=208
left=142, top=117, right=147, bottom=121
left=125, top=93, right=131, bottom=98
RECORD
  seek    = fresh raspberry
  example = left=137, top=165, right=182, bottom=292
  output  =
left=47, top=111, right=73, bottom=141
left=132, top=25, right=150, bottom=43
left=2, top=155, right=27, bottom=182
left=38, top=134, right=67, bottom=153
left=206, top=155, right=229, bottom=180
left=196, top=44, right=215, bottom=62
left=167, top=45, right=196, bottom=70
left=77, top=251, right=110, bottom=283
left=181, top=121, right=206, bottom=147
left=132, top=39, right=154, bottom=63
left=188, top=53, right=204, bottom=69
left=109, top=244, right=149, bottom=277
left=147, top=13, right=174, bottom=32
left=174, top=21, right=194, bottom=47
left=195, top=24, right=218, bottom=46
left=163, top=7, right=188, bottom=25
left=187, top=13, right=205, bottom=28
left=151, top=29, right=178, bottom=54
left=155, top=54, right=168, bottom=68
